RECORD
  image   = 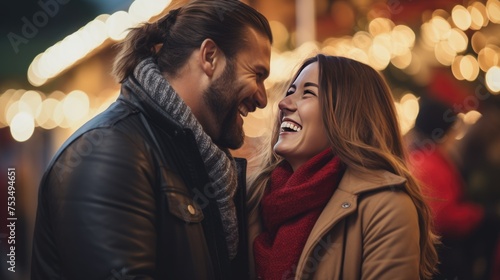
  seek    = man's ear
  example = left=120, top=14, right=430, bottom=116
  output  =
left=199, top=38, right=224, bottom=78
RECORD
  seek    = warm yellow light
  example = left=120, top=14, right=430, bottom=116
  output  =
left=478, top=46, right=500, bottom=72
left=81, top=20, right=109, bottom=51
left=402, top=98, right=419, bottom=121
left=471, top=31, right=487, bottom=53
left=63, top=37, right=84, bottom=66
left=352, top=31, right=373, bottom=50
left=394, top=101, right=416, bottom=135
left=27, top=53, right=48, bottom=87
left=323, top=37, right=352, bottom=57
left=20, top=90, right=43, bottom=119
left=468, top=5, right=485, bottom=30
left=49, top=90, right=66, bottom=101
left=486, top=66, right=500, bottom=92
left=37, top=98, right=59, bottom=129
left=26, top=0, right=172, bottom=86
left=463, top=110, right=482, bottom=125
left=400, top=92, right=417, bottom=104
left=392, top=25, right=415, bottom=50
left=63, top=90, right=90, bottom=123
left=391, top=50, right=412, bottom=69
left=452, top=55, right=465, bottom=80
left=431, top=16, right=451, bottom=40
left=400, top=93, right=419, bottom=125
left=368, top=18, right=395, bottom=36
left=435, top=41, right=456, bottom=66
left=447, top=28, right=468, bottom=53
left=129, top=0, right=151, bottom=23
left=321, top=45, right=336, bottom=56
left=5, top=101, right=16, bottom=126
left=368, top=44, right=391, bottom=70
left=53, top=100, right=66, bottom=127
left=0, top=90, right=16, bottom=128
left=487, top=0, right=500, bottom=23
left=420, top=22, right=440, bottom=47
left=133, top=0, right=171, bottom=23
left=347, top=48, right=369, bottom=65
left=269, top=52, right=295, bottom=83
left=295, top=41, right=320, bottom=58
left=452, top=5, right=471, bottom=30
left=460, top=55, right=480, bottom=81
left=432, top=9, right=450, bottom=19
left=373, top=34, right=392, bottom=55
left=106, top=11, right=135, bottom=41
left=10, top=112, right=35, bottom=142
left=472, top=2, right=489, bottom=26
left=270, top=21, right=289, bottom=50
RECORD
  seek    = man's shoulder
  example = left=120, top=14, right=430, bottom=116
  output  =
left=46, top=100, right=148, bottom=169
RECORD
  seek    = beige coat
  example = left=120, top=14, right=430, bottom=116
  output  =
left=248, top=168, right=421, bottom=280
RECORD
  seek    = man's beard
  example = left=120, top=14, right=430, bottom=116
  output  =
left=203, top=62, right=245, bottom=149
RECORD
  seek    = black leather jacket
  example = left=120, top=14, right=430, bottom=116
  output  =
left=31, top=77, right=249, bottom=280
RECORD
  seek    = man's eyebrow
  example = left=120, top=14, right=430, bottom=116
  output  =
left=304, top=82, right=319, bottom=88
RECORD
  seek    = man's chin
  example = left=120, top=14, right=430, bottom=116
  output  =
left=215, top=129, right=245, bottom=150
left=216, top=137, right=244, bottom=150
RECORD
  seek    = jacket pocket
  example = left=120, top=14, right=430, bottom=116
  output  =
left=162, top=168, right=204, bottom=223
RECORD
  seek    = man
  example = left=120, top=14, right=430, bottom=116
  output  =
left=31, top=1, right=272, bottom=279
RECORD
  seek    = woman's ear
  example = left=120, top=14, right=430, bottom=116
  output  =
left=199, top=38, right=225, bottom=78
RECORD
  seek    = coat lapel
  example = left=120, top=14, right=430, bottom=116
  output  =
left=295, top=168, right=406, bottom=279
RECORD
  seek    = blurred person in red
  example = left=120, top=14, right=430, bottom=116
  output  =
left=407, top=96, right=486, bottom=279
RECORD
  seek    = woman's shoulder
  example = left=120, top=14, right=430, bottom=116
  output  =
left=338, top=168, right=406, bottom=195
left=356, top=184, right=419, bottom=232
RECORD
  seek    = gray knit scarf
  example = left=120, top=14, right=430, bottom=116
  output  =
left=133, top=58, right=238, bottom=259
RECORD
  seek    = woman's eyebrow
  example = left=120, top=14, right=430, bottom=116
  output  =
left=304, top=82, right=319, bottom=88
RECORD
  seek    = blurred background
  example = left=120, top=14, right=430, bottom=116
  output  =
left=1, top=0, right=500, bottom=279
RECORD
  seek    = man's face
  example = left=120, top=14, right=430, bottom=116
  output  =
left=203, top=28, right=271, bottom=149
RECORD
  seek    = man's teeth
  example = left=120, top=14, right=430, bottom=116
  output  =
left=239, top=106, right=249, bottom=117
left=280, top=121, right=302, bottom=132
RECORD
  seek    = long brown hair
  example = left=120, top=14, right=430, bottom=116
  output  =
left=248, top=54, right=438, bottom=279
left=112, top=0, right=272, bottom=82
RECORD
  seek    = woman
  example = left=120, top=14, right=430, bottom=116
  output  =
left=247, top=55, right=438, bottom=279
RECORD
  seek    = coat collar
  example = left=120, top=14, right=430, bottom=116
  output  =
left=295, top=168, right=406, bottom=278
left=337, top=168, right=406, bottom=194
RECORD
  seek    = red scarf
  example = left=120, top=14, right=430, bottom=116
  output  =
left=253, top=149, right=344, bottom=280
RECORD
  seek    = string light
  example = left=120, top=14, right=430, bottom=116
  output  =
left=27, top=0, right=172, bottom=87
left=13, top=0, right=500, bottom=142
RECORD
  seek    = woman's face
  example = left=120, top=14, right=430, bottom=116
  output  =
left=273, top=62, right=330, bottom=171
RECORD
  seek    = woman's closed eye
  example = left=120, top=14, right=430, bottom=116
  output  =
left=304, top=90, right=317, bottom=96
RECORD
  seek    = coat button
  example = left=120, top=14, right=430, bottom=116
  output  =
left=341, top=202, right=351, bottom=208
left=187, top=204, right=196, bottom=215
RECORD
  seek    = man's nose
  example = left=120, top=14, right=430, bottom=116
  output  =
left=254, top=84, right=268, bottom=109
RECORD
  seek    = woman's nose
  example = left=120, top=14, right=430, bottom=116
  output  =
left=278, top=94, right=296, bottom=112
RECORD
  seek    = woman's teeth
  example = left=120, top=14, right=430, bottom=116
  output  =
left=280, top=121, right=302, bottom=132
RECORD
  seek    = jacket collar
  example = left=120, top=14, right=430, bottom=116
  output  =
left=308, top=168, right=406, bottom=242
left=295, top=168, right=406, bottom=278
left=119, top=76, right=186, bottom=134
left=337, top=168, right=406, bottom=194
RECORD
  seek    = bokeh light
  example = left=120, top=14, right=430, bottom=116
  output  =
left=486, top=66, right=500, bottom=93
left=9, top=112, right=35, bottom=142
left=452, top=5, right=471, bottom=30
